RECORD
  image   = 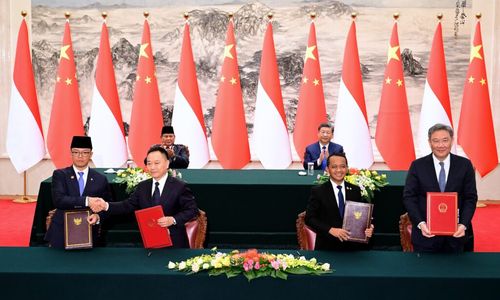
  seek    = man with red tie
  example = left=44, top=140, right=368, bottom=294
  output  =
left=303, top=123, right=344, bottom=170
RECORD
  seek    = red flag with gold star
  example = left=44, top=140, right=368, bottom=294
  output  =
left=375, top=22, right=415, bottom=170
left=211, top=19, right=250, bottom=169
left=47, top=20, right=84, bottom=168
left=128, top=19, right=163, bottom=168
left=458, top=21, right=498, bottom=177
left=293, top=20, right=327, bottom=159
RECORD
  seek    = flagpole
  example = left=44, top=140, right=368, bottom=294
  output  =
left=13, top=171, right=37, bottom=203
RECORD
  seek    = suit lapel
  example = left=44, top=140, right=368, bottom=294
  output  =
left=446, top=154, right=457, bottom=192
left=425, top=154, right=441, bottom=191
left=324, top=182, right=341, bottom=218
left=67, top=167, right=81, bottom=197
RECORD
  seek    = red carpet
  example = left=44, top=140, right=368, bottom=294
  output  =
left=472, top=204, right=500, bottom=252
left=0, top=199, right=499, bottom=251
left=0, top=199, right=36, bottom=247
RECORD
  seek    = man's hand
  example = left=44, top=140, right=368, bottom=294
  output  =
left=157, top=216, right=176, bottom=228
left=87, top=213, right=100, bottom=225
left=329, top=227, right=350, bottom=242
left=453, top=224, right=467, bottom=238
left=365, top=224, right=375, bottom=238
left=88, top=197, right=107, bottom=213
left=166, top=148, right=175, bottom=159
left=419, top=222, right=435, bottom=238
left=318, top=149, right=329, bottom=163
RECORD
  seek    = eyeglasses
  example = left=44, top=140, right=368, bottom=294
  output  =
left=71, top=151, right=91, bottom=157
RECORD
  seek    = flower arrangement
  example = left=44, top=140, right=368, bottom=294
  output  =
left=113, top=167, right=182, bottom=193
left=315, top=168, right=388, bottom=203
left=168, top=248, right=331, bottom=281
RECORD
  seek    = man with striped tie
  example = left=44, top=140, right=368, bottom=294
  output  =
left=303, top=123, right=343, bottom=170
left=45, top=136, right=111, bottom=248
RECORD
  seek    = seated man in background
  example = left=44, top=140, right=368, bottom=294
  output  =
left=305, top=153, right=374, bottom=251
left=303, top=123, right=343, bottom=170
left=160, top=125, right=189, bottom=169
left=89, top=145, right=198, bottom=248
left=45, top=136, right=111, bottom=248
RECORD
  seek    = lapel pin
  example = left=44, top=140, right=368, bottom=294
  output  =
left=71, top=176, right=75, bottom=179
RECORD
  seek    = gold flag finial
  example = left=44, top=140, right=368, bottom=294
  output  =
left=143, top=11, right=149, bottom=18
left=183, top=12, right=189, bottom=20
left=102, top=12, right=108, bottom=19
left=228, top=12, right=234, bottom=19
left=437, top=13, right=443, bottom=21
left=267, top=12, right=273, bottom=20
left=475, top=13, right=482, bottom=20
left=351, top=12, right=357, bottom=20
left=21, top=10, right=27, bottom=18
left=393, top=12, right=400, bottom=20
left=310, top=12, right=316, bottom=20
left=64, top=12, right=71, bottom=19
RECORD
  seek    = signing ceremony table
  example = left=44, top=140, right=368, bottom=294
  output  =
left=30, top=169, right=407, bottom=248
left=1, top=247, right=499, bottom=299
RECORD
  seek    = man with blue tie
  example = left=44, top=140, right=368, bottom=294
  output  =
left=45, top=136, right=111, bottom=248
left=305, top=153, right=374, bottom=251
left=403, top=123, right=477, bottom=252
left=91, top=145, right=198, bottom=248
left=303, top=123, right=344, bottom=170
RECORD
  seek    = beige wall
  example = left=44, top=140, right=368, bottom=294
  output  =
left=0, top=0, right=499, bottom=198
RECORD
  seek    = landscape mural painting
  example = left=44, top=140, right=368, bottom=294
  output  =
left=31, top=0, right=471, bottom=161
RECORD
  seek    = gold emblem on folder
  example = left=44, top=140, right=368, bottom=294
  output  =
left=73, top=217, right=82, bottom=226
left=354, top=211, right=362, bottom=220
left=438, top=203, right=448, bottom=213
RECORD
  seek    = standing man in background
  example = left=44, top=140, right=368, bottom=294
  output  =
left=160, top=125, right=190, bottom=169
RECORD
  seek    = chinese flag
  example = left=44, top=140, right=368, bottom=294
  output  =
left=211, top=19, right=250, bottom=169
left=293, top=20, right=327, bottom=158
left=458, top=21, right=498, bottom=177
left=375, top=22, right=415, bottom=170
left=47, top=19, right=84, bottom=168
left=128, top=19, right=163, bottom=168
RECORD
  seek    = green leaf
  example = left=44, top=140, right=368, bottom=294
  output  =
left=275, top=270, right=288, bottom=280
left=285, top=267, right=312, bottom=275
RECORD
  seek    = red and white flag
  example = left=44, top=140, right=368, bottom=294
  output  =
left=128, top=19, right=163, bottom=168
left=293, top=20, right=327, bottom=158
left=253, top=21, right=292, bottom=169
left=333, top=20, right=373, bottom=168
left=172, top=22, right=209, bottom=168
left=211, top=19, right=250, bottom=169
left=375, top=22, right=415, bottom=170
left=88, top=20, right=127, bottom=167
left=47, top=19, right=84, bottom=168
left=7, top=18, right=45, bottom=173
left=418, top=21, right=455, bottom=156
left=458, top=21, right=498, bottom=177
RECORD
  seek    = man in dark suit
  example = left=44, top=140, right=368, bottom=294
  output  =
left=160, top=125, right=190, bottom=169
left=403, top=123, right=477, bottom=253
left=91, top=145, right=198, bottom=248
left=303, top=123, right=344, bottom=170
left=45, top=136, right=112, bottom=248
left=305, top=153, right=374, bottom=251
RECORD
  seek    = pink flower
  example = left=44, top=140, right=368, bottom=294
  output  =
left=270, top=260, right=280, bottom=270
left=254, top=262, right=261, bottom=270
left=243, top=263, right=249, bottom=272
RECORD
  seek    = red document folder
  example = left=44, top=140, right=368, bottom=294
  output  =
left=427, top=192, right=458, bottom=235
left=135, top=205, right=172, bottom=249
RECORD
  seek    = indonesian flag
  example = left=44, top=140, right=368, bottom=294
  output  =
left=458, top=21, right=498, bottom=177
left=375, top=22, right=415, bottom=170
left=333, top=20, right=373, bottom=169
left=172, top=22, right=209, bottom=168
left=293, top=20, right=327, bottom=158
left=6, top=18, right=45, bottom=173
left=128, top=19, right=163, bottom=168
left=88, top=20, right=127, bottom=167
left=418, top=21, right=455, bottom=157
left=211, top=19, right=250, bottom=169
left=253, top=21, right=292, bottom=169
left=47, top=20, right=84, bottom=168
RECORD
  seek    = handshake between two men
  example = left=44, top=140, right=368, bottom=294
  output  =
left=85, top=197, right=177, bottom=228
